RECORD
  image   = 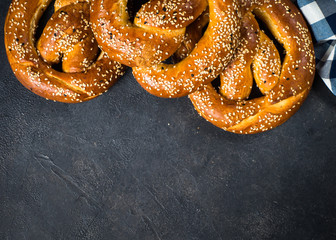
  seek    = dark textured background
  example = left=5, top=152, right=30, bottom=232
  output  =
left=1, top=1, right=336, bottom=239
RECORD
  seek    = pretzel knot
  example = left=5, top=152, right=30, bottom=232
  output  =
left=188, top=0, right=315, bottom=134
left=90, top=0, right=208, bottom=67
left=5, top=0, right=125, bottom=103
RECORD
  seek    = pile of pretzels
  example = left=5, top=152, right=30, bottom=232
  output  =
left=5, top=0, right=315, bottom=134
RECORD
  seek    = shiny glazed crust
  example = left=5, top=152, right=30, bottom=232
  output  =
left=5, top=0, right=125, bottom=103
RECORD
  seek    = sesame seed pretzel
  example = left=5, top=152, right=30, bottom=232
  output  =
left=90, top=0, right=208, bottom=67
left=188, top=0, right=315, bottom=134
left=5, top=0, right=125, bottom=103
left=132, top=0, right=242, bottom=98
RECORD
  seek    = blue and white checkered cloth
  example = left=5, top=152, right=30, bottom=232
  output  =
left=298, top=0, right=336, bottom=95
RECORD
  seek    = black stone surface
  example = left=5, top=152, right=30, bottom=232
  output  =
left=1, top=1, right=336, bottom=239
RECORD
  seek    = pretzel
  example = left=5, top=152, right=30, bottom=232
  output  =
left=188, top=0, right=315, bottom=134
left=132, top=0, right=242, bottom=98
left=90, top=0, right=208, bottom=67
left=5, top=0, right=125, bottom=103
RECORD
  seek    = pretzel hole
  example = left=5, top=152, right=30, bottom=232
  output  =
left=35, top=0, right=55, bottom=42
left=52, top=57, right=63, bottom=72
left=211, top=76, right=221, bottom=92
left=248, top=79, right=264, bottom=100
left=127, top=0, right=149, bottom=22
left=162, top=57, right=174, bottom=64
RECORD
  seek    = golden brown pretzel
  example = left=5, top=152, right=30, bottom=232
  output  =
left=132, top=0, right=241, bottom=98
left=5, top=0, right=125, bottom=103
left=189, top=0, right=315, bottom=134
left=90, top=0, right=208, bottom=67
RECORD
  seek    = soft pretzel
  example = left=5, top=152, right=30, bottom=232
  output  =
left=5, top=0, right=125, bottom=103
left=189, top=0, right=315, bottom=134
left=132, top=0, right=241, bottom=98
left=90, top=0, right=208, bottom=67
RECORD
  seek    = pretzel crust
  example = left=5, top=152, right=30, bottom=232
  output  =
left=189, top=0, right=315, bottom=134
left=5, top=0, right=125, bottom=103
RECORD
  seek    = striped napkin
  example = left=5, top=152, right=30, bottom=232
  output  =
left=297, top=0, right=336, bottom=95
